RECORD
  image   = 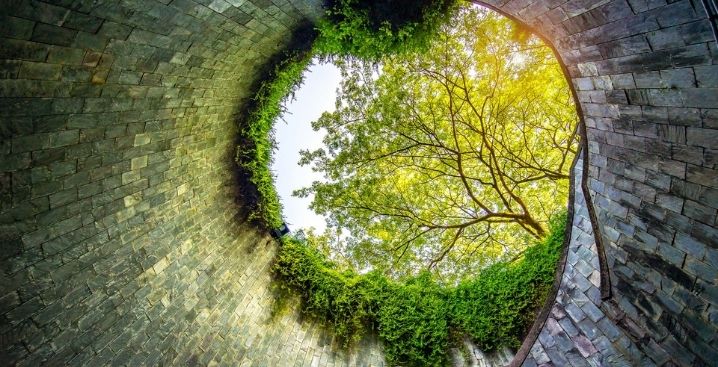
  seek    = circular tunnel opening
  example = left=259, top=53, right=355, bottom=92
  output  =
left=254, top=4, right=582, bottom=364
left=2, top=0, right=715, bottom=365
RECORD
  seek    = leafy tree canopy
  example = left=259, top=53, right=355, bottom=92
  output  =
left=297, top=6, right=578, bottom=281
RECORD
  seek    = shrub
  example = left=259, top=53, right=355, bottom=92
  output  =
left=314, top=0, right=459, bottom=59
left=273, top=212, right=566, bottom=365
left=449, top=212, right=566, bottom=351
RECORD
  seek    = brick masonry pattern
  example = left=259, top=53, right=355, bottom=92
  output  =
left=479, top=0, right=718, bottom=365
left=522, top=158, right=651, bottom=366
left=0, top=0, right=386, bottom=365
left=478, top=0, right=718, bottom=365
left=0, top=0, right=716, bottom=366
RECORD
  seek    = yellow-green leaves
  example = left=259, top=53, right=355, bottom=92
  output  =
left=300, top=6, right=578, bottom=280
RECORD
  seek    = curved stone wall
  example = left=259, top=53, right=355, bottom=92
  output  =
left=519, top=156, right=650, bottom=366
left=0, top=0, right=384, bottom=365
left=0, top=0, right=716, bottom=366
left=479, top=1, right=717, bottom=365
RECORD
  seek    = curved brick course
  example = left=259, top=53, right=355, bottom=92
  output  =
left=0, top=0, right=716, bottom=366
left=520, top=157, right=651, bottom=366
left=479, top=1, right=718, bottom=365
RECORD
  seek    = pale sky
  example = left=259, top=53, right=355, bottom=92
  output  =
left=271, top=60, right=342, bottom=233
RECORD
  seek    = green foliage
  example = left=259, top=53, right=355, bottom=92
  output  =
left=235, top=51, right=312, bottom=229
left=377, top=272, right=449, bottom=366
left=273, top=236, right=385, bottom=343
left=449, top=212, right=567, bottom=351
left=314, top=0, right=459, bottom=59
left=300, top=7, right=578, bottom=280
left=273, top=212, right=566, bottom=366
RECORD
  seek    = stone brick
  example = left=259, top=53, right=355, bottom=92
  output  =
left=647, top=28, right=685, bottom=50
left=581, top=301, right=605, bottom=323
left=62, top=11, right=104, bottom=33
left=133, top=134, right=151, bottom=146
left=683, top=200, right=716, bottom=225
left=49, top=188, right=78, bottom=208
left=660, top=68, right=695, bottom=88
left=634, top=71, right=662, bottom=88
left=694, top=65, right=718, bottom=88
left=655, top=193, right=684, bottom=213
left=683, top=88, right=718, bottom=108
left=72, top=31, right=108, bottom=51
left=98, top=21, right=133, bottom=40
left=674, top=232, right=706, bottom=259
left=574, top=77, right=594, bottom=90
left=31, top=23, right=77, bottom=47
left=0, top=39, right=51, bottom=62
left=1, top=1, right=716, bottom=367
left=667, top=107, right=701, bottom=127
left=130, top=156, right=148, bottom=170
left=18, top=62, right=62, bottom=80
left=687, top=164, right=718, bottom=187
left=609, top=73, right=635, bottom=89
left=684, top=258, right=717, bottom=282
left=686, top=127, right=718, bottom=148
left=656, top=242, right=687, bottom=268
left=0, top=15, right=35, bottom=40
left=49, top=130, right=80, bottom=148
left=47, top=46, right=86, bottom=65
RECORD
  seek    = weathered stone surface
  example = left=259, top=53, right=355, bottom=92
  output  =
left=521, top=159, right=642, bottom=366
left=2, top=0, right=717, bottom=366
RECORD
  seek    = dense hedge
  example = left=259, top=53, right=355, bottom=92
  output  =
left=273, top=213, right=566, bottom=366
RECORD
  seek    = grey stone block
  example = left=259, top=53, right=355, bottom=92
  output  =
left=1, top=1, right=716, bottom=366
left=31, top=23, right=77, bottom=47
left=581, top=301, right=605, bottom=323
left=694, top=65, right=718, bottom=88
left=18, top=61, right=62, bottom=80
left=49, top=130, right=79, bottom=148
left=0, top=15, right=35, bottom=40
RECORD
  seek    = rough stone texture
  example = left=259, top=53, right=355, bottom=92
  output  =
left=452, top=340, right=514, bottom=367
left=1, top=0, right=717, bottom=366
left=0, top=0, right=386, bottom=365
left=478, top=0, right=718, bottom=365
left=522, top=158, right=652, bottom=366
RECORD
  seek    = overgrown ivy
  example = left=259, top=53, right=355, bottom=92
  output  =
left=237, top=4, right=567, bottom=364
left=314, top=0, right=459, bottom=60
left=235, top=49, right=312, bottom=229
left=236, top=1, right=459, bottom=229
left=273, top=213, right=566, bottom=366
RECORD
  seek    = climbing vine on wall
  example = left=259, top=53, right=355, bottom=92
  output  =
left=235, top=3, right=570, bottom=364
left=236, top=0, right=459, bottom=229
left=235, top=49, right=312, bottom=229
left=273, top=213, right=566, bottom=366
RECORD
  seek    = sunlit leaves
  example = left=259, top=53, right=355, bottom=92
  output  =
left=300, top=6, right=578, bottom=280
left=314, top=0, right=459, bottom=60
